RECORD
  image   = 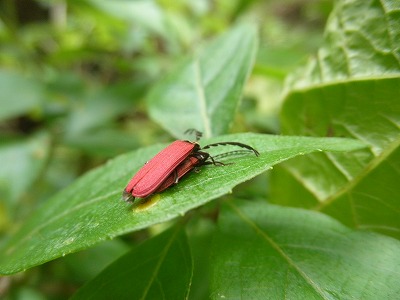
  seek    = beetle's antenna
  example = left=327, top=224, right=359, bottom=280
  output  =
left=184, top=129, right=203, bottom=141
left=202, top=142, right=259, bottom=156
left=212, top=149, right=255, bottom=160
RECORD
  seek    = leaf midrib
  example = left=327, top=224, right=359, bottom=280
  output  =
left=140, top=226, right=180, bottom=300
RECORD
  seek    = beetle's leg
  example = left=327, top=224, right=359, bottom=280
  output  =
left=172, top=169, right=179, bottom=184
left=205, top=155, right=230, bottom=166
left=191, top=150, right=229, bottom=166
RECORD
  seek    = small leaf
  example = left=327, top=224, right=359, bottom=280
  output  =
left=0, top=133, right=365, bottom=274
left=71, top=226, right=192, bottom=300
left=211, top=200, right=400, bottom=299
left=147, top=24, right=258, bottom=138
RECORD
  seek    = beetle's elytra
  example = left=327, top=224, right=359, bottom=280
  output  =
left=122, top=130, right=259, bottom=203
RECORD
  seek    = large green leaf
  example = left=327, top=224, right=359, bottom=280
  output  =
left=147, top=23, right=258, bottom=138
left=273, top=0, right=400, bottom=238
left=72, top=226, right=192, bottom=300
left=0, top=134, right=364, bottom=275
left=211, top=200, right=400, bottom=299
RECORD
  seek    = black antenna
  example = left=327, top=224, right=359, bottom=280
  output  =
left=212, top=149, right=256, bottom=160
left=202, top=142, right=259, bottom=156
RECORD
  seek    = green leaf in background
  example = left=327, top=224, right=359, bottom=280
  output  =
left=85, top=0, right=167, bottom=37
left=147, top=23, right=258, bottom=138
left=64, top=128, right=141, bottom=157
left=211, top=200, right=400, bottom=300
left=0, top=133, right=365, bottom=274
left=63, top=239, right=129, bottom=283
left=64, top=85, right=135, bottom=138
left=71, top=226, right=192, bottom=300
left=0, top=70, right=44, bottom=121
left=273, top=0, right=400, bottom=238
left=62, top=88, right=139, bottom=157
left=186, top=216, right=215, bottom=300
left=0, top=132, right=50, bottom=224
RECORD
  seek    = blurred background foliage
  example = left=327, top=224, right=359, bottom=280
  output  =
left=0, top=0, right=332, bottom=298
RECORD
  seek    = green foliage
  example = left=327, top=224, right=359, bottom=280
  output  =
left=148, top=24, right=258, bottom=138
left=0, top=71, right=43, bottom=121
left=71, top=226, right=192, bottom=300
left=274, top=0, right=400, bottom=238
left=0, top=0, right=399, bottom=299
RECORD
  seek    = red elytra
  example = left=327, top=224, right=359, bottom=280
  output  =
left=123, top=140, right=197, bottom=199
left=122, top=135, right=259, bottom=203
left=153, top=155, right=201, bottom=194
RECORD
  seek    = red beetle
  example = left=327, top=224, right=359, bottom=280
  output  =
left=150, top=155, right=202, bottom=195
left=122, top=131, right=259, bottom=202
